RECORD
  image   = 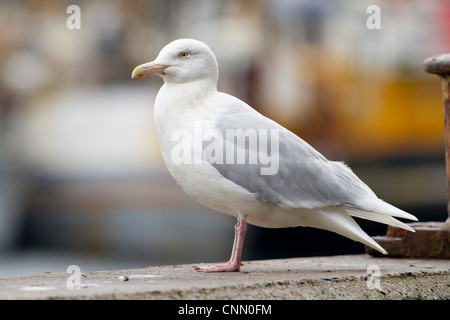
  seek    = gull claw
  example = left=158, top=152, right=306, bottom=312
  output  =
left=193, top=262, right=240, bottom=273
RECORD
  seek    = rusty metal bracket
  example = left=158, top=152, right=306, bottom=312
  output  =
left=366, top=54, right=450, bottom=259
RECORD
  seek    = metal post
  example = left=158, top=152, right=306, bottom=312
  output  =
left=424, top=53, right=450, bottom=221
left=365, top=54, right=450, bottom=259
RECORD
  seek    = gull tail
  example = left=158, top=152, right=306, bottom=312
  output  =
left=309, top=208, right=389, bottom=255
left=344, top=208, right=416, bottom=233
left=343, top=200, right=418, bottom=233
left=372, top=200, right=418, bottom=221
left=333, top=201, right=418, bottom=254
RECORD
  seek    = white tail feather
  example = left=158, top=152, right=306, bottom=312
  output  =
left=308, top=208, right=388, bottom=255
left=372, top=200, right=418, bottom=221
left=344, top=207, right=416, bottom=233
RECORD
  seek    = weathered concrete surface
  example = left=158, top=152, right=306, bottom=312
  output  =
left=0, top=254, right=448, bottom=300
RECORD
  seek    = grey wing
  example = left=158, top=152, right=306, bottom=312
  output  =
left=205, top=109, right=377, bottom=210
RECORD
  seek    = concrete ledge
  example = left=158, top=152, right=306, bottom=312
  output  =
left=1, top=254, right=449, bottom=300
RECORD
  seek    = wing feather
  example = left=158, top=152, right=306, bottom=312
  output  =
left=204, top=93, right=378, bottom=210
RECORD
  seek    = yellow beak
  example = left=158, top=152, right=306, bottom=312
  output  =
left=131, top=62, right=168, bottom=79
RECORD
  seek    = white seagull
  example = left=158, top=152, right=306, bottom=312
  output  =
left=132, top=39, right=417, bottom=272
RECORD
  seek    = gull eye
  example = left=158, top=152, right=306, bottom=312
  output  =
left=179, top=51, right=189, bottom=59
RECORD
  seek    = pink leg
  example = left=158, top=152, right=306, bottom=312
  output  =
left=194, top=218, right=247, bottom=272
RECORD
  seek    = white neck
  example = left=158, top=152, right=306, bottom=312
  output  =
left=153, top=78, right=218, bottom=139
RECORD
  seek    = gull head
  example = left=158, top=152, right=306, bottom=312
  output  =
left=131, top=39, right=219, bottom=85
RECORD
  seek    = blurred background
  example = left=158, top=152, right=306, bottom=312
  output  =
left=0, top=0, right=449, bottom=278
